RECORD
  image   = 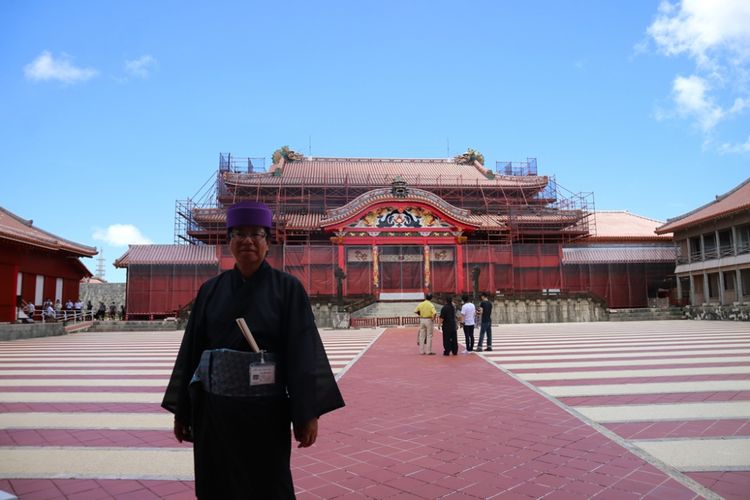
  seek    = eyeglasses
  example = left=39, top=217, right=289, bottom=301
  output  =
left=230, top=230, right=267, bottom=241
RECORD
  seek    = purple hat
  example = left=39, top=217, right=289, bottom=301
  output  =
left=226, top=201, right=273, bottom=230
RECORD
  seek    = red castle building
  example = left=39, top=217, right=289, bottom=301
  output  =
left=0, top=207, right=96, bottom=322
left=116, top=152, right=675, bottom=319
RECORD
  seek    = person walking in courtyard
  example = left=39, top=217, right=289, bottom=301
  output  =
left=460, top=294, right=476, bottom=352
left=162, top=200, right=344, bottom=499
left=414, top=293, right=437, bottom=355
left=477, top=292, right=493, bottom=351
left=438, top=296, right=458, bottom=355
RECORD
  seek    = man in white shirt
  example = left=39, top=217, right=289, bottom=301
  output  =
left=460, top=294, right=476, bottom=352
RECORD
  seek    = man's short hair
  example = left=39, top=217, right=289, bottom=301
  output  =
left=425, top=293, right=432, bottom=300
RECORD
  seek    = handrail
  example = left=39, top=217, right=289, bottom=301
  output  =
left=27, top=309, right=97, bottom=324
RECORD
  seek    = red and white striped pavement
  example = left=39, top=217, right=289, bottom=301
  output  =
left=0, top=321, right=748, bottom=499
left=0, top=328, right=382, bottom=499
left=479, top=320, right=750, bottom=500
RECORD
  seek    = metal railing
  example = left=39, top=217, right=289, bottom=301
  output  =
left=350, top=316, right=422, bottom=328
left=22, top=309, right=96, bottom=324
left=683, top=241, right=750, bottom=263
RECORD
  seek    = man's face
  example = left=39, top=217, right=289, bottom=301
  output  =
left=229, top=225, right=269, bottom=268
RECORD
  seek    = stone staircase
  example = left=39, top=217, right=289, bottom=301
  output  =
left=351, top=301, right=426, bottom=318
left=86, top=320, right=182, bottom=332
left=608, top=307, right=685, bottom=321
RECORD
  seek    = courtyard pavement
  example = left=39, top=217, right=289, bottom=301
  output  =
left=0, top=321, right=748, bottom=499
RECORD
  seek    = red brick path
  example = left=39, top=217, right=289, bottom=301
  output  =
left=291, top=328, right=703, bottom=499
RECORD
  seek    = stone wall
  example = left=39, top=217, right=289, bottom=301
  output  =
left=0, top=323, right=66, bottom=341
left=684, top=304, right=750, bottom=321
left=492, top=297, right=608, bottom=324
left=79, top=283, right=126, bottom=310
left=86, top=320, right=181, bottom=332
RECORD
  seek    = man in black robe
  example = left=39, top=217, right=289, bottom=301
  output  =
left=162, top=201, right=345, bottom=499
left=438, top=296, right=458, bottom=356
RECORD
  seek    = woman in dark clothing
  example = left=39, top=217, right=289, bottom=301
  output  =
left=439, top=296, right=459, bottom=355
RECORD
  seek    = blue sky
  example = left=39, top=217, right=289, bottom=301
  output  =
left=2, top=1, right=748, bottom=283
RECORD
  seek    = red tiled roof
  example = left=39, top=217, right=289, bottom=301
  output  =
left=114, top=244, right=219, bottom=267
left=223, top=157, right=549, bottom=189
left=656, top=177, right=750, bottom=234
left=286, top=213, right=324, bottom=229
left=0, top=207, right=97, bottom=257
left=592, top=211, right=671, bottom=241
left=563, top=246, right=676, bottom=264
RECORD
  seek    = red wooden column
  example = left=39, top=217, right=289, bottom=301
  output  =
left=372, top=245, right=379, bottom=300
left=455, top=237, right=466, bottom=294
left=337, top=244, right=345, bottom=272
left=423, top=244, right=430, bottom=293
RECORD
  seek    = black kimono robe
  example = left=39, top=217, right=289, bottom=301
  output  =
left=162, top=262, right=345, bottom=499
left=439, top=302, right=458, bottom=355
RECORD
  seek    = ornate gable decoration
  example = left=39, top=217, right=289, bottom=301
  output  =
left=354, top=206, right=450, bottom=229
left=391, top=176, right=408, bottom=197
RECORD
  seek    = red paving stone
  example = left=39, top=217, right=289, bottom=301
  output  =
left=689, top=471, right=750, bottom=500
left=606, top=419, right=750, bottom=439
left=286, top=328, right=702, bottom=499
left=0, top=403, right=163, bottom=413
left=1, top=327, right=740, bottom=499
left=0, top=428, right=189, bottom=448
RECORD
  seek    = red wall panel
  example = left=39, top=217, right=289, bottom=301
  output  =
left=0, top=263, right=17, bottom=323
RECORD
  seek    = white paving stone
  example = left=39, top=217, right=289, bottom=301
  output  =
left=502, top=355, right=750, bottom=370
left=0, top=447, right=193, bottom=479
left=0, top=412, right=171, bottom=430
left=576, top=401, right=750, bottom=422
left=631, top=438, right=750, bottom=470
left=543, top=380, right=750, bottom=397
left=0, top=391, right=164, bottom=403
left=0, top=379, right=168, bottom=387
left=520, top=365, right=750, bottom=381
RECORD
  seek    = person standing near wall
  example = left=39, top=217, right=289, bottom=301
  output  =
left=460, top=294, right=476, bottom=352
left=414, top=293, right=437, bottom=355
left=476, top=292, right=493, bottom=352
left=438, top=296, right=458, bottom=355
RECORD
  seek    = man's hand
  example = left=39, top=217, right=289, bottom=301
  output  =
left=294, top=418, right=318, bottom=448
left=173, top=418, right=193, bottom=443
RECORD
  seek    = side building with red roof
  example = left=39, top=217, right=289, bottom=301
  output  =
left=0, top=207, right=97, bottom=323
left=656, top=178, right=750, bottom=317
left=117, top=152, right=677, bottom=320
left=564, top=211, right=675, bottom=308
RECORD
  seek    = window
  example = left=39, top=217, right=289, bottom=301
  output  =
left=703, top=233, right=718, bottom=259
left=718, top=230, right=733, bottom=257
left=741, top=269, right=750, bottom=298
left=723, top=271, right=736, bottom=290
left=707, top=273, right=720, bottom=299
left=737, top=225, right=750, bottom=254
left=689, top=237, right=702, bottom=261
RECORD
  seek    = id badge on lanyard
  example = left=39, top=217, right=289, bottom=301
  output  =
left=249, top=351, right=276, bottom=386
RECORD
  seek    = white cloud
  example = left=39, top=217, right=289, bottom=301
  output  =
left=648, top=0, right=750, bottom=68
left=92, top=224, right=152, bottom=246
left=646, top=1, right=750, bottom=141
left=124, top=55, right=157, bottom=78
left=23, top=51, right=98, bottom=84
left=718, top=135, right=750, bottom=154
left=672, top=75, right=724, bottom=130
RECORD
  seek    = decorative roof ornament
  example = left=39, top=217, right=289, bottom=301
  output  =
left=454, top=148, right=485, bottom=165
left=391, top=176, right=408, bottom=197
left=271, top=145, right=304, bottom=164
